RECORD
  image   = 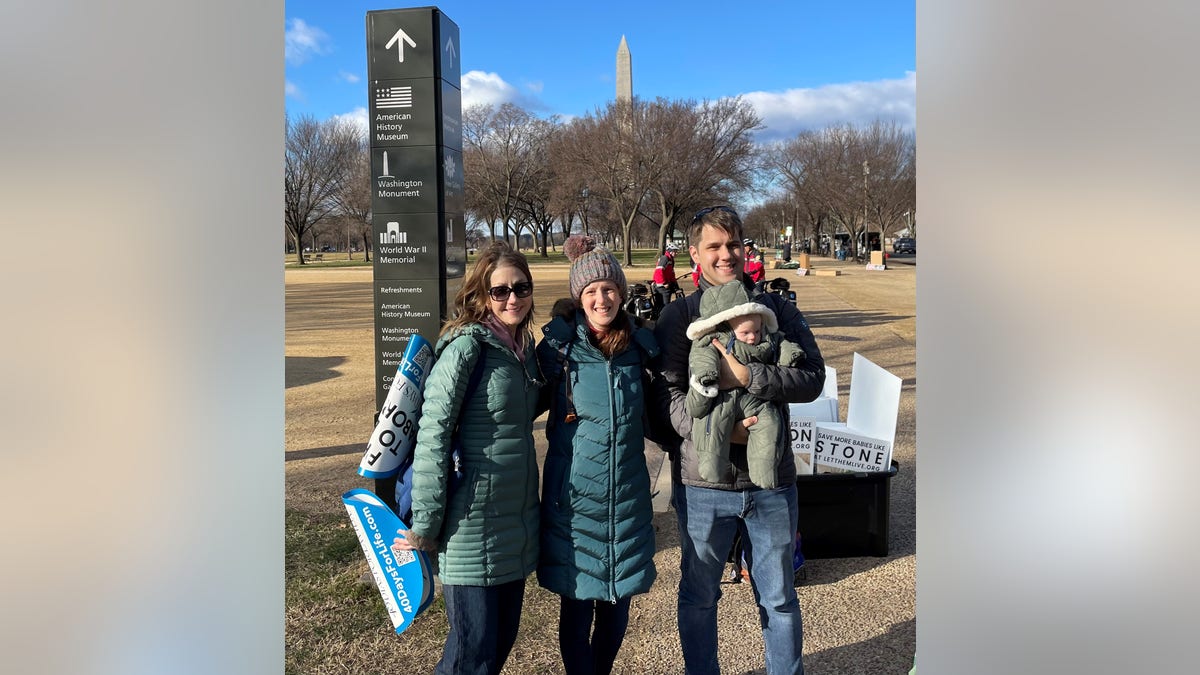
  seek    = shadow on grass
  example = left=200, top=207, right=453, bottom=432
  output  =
left=804, top=618, right=915, bottom=675
left=803, top=308, right=912, bottom=329
left=286, top=443, right=361, bottom=462
left=286, top=355, right=346, bottom=389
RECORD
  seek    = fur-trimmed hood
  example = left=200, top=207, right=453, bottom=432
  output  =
left=685, top=281, right=778, bottom=339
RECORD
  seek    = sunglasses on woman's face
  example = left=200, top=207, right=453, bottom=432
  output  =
left=488, top=281, right=534, bottom=302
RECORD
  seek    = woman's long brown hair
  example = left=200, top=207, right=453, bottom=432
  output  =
left=441, top=240, right=536, bottom=339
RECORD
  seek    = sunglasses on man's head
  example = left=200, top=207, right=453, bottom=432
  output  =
left=488, top=281, right=534, bottom=301
left=691, top=205, right=739, bottom=223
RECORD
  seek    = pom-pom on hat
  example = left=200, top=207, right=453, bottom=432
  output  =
left=565, top=235, right=627, bottom=301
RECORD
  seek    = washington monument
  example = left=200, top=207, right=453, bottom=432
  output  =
left=616, top=35, right=632, bottom=102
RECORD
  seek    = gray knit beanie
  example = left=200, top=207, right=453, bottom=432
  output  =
left=565, top=235, right=627, bottom=301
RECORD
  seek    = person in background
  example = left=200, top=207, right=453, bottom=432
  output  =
left=743, top=239, right=765, bottom=285
left=652, top=206, right=826, bottom=675
left=782, top=238, right=792, bottom=262
left=653, top=242, right=682, bottom=310
left=393, top=240, right=543, bottom=675
left=537, top=235, right=658, bottom=675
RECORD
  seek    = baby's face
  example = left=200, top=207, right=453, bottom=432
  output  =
left=729, top=315, right=762, bottom=345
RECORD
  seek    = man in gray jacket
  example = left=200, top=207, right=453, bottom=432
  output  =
left=653, top=205, right=826, bottom=675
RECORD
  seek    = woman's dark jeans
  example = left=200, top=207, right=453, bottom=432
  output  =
left=558, top=595, right=633, bottom=675
left=436, top=578, right=526, bottom=675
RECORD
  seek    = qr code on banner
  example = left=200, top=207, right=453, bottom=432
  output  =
left=394, top=549, right=416, bottom=566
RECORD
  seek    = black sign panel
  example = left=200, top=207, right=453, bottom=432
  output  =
left=368, top=7, right=459, bottom=412
left=437, top=10, right=461, bottom=89
left=372, top=146, right=440, bottom=214
left=441, top=79, right=462, bottom=151
left=369, top=77, right=438, bottom=147
left=443, top=147, right=464, bottom=213
left=367, top=10, right=436, bottom=81
left=372, top=212, right=442, bottom=279
left=373, top=278, right=444, bottom=395
left=442, top=212, right=467, bottom=278
left=366, top=9, right=460, bottom=85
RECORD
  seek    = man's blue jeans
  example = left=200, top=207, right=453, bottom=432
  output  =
left=674, top=482, right=804, bottom=675
left=437, top=578, right=526, bottom=675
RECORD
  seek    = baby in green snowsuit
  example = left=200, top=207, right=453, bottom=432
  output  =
left=686, top=281, right=806, bottom=489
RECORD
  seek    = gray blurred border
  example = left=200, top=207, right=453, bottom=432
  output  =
left=4, top=1, right=1199, bottom=673
left=0, top=2, right=284, bottom=674
left=919, top=1, right=1199, bottom=673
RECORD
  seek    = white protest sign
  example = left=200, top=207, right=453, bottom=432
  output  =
left=359, top=334, right=435, bottom=479
left=787, top=366, right=839, bottom=475
left=812, top=353, right=901, bottom=474
left=789, top=417, right=816, bottom=474
left=813, top=423, right=893, bottom=473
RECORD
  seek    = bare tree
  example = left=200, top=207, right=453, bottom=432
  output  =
left=332, top=138, right=373, bottom=261
left=462, top=105, right=499, bottom=243
left=509, top=116, right=561, bottom=257
left=462, top=103, right=547, bottom=250
left=861, top=122, right=915, bottom=247
left=545, top=124, right=590, bottom=249
left=645, top=96, right=763, bottom=253
left=770, top=124, right=871, bottom=259
left=564, top=99, right=673, bottom=265
left=465, top=222, right=487, bottom=252
left=284, top=114, right=361, bottom=264
left=744, top=196, right=790, bottom=250
left=768, top=122, right=918, bottom=259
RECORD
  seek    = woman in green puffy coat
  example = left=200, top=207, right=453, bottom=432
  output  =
left=394, top=241, right=543, bottom=675
left=536, top=237, right=658, bottom=675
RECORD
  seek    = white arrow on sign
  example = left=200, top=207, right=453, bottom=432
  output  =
left=445, top=37, right=457, bottom=68
left=385, top=28, right=417, bottom=63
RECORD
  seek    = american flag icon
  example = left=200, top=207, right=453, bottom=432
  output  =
left=376, top=86, right=413, bottom=109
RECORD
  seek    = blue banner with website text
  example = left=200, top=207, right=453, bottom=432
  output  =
left=342, top=488, right=435, bottom=634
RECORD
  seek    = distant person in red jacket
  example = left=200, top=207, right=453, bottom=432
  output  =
left=654, top=243, right=682, bottom=309
left=743, top=239, right=765, bottom=284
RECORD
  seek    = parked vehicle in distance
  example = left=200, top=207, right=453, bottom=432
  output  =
left=892, top=237, right=916, bottom=254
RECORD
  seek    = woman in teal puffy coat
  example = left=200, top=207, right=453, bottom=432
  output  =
left=536, top=237, right=658, bottom=675
left=395, top=241, right=543, bottom=675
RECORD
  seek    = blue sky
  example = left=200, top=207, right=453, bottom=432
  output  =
left=286, top=1, right=914, bottom=144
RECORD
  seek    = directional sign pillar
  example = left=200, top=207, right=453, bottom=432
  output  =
left=367, top=7, right=464, bottom=412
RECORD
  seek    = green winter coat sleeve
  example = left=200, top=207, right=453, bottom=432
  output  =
left=409, top=335, right=481, bottom=543
left=686, top=334, right=721, bottom=418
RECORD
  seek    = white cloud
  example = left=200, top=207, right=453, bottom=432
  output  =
left=285, top=18, right=331, bottom=65
left=338, top=71, right=360, bottom=84
left=333, top=107, right=369, bottom=137
left=462, top=71, right=520, bottom=108
left=525, top=81, right=544, bottom=94
left=461, top=70, right=544, bottom=111
left=741, top=71, right=916, bottom=143
left=285, top=80, right=299, bottom=99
